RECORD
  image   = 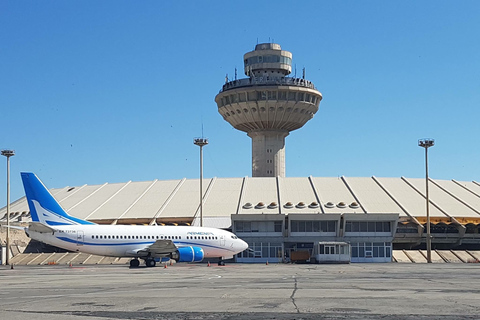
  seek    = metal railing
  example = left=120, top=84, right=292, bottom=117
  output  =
left=220, top=77, right=317, bottom=93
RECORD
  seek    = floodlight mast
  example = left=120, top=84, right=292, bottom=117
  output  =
left=1, top=149, right=15, bottom=265
left=418, top=139, right=434, bottom=263
left=194, top=138, right=208, bottom=227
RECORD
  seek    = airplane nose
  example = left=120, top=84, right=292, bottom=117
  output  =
left=240, top=239, right=248, bottom=251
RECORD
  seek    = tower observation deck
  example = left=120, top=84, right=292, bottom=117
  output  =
left=215, top=43, right=322, bottom=177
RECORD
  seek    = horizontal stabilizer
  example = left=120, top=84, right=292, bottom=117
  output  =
left=0, top=225, right=26, bottom=231
left=29, top=222, right=55, bottom=234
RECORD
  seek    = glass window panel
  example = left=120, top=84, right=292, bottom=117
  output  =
left=360, top=222, right=368, bottom=232
left=288, top=92, right=296, bottom=100
left=384, top=222, right=391, bottom=232
left=299, top=221, right=306, bottom=232
left=328, top=221, right=336, bottom=232
left=291, top=221, right=298, bottom=232
left=306, top=221, right=313, bottom=232
left=368, top=222, right=376, bottom=232
left=345, top=221, right=352, bottom=232
left=376, top=222, right=383, bottom=232
left=262, top=246, right=268, bottom=257
left=313, top=221, right=320, bottom=232
left=352, top=246, right=358, bottom=257
left=379, top=247, right=385, bottom=257
left=352, top=222, right=360, bottom=232
left=274, top=221, right=282, bottom=232
left=298, top=93, right=304, bottom=101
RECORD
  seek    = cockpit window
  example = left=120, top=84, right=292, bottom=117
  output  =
left=231, top=235, right=237, bottom=239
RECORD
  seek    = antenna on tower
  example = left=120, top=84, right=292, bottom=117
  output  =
left=225, top=73, right=228, bottom=84
left=302, top=67, right=305, bottom=80
left=235, top=67, right=237, bottom=80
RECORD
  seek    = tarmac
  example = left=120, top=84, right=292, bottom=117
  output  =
left=1, top=262, right=479, bottom=320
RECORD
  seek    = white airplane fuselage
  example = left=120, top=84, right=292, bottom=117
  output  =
left=29, top=224, right=244, bottom=260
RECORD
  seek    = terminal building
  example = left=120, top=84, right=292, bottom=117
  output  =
left=1, top=176, right=480, bottom=263
left=1, top=44, right=480, bottom=263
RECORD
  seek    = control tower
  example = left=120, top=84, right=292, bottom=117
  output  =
left=215, top=43, right=322, bottom=177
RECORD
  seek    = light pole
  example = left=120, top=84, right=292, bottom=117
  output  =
left=1, top=149, right=15, bottom=265
left=193, top=138, right=208, bottom=227
left=418, top=139, right=434, bottom=263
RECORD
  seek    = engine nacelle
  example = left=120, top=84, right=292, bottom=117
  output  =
left=173, top=246, right=204, bottom=262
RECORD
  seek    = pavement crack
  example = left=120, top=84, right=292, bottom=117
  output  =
left=290, top=276, right=300, bottom=314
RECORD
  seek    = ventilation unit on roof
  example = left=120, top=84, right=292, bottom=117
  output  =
left=243, top=202, right=253, bottom=209
left=284, top=202, right=294, bottom=209
left=309, top=202, right=319, bottom=208
left=296, top=202, right=306, bottom=209
left=325, top=202, right=335, bottom=208
left=255, top=202, right=266, bottom=209
left=349, top=202, right=360, bottom=209
left=268, top=202, right=278, bottom=209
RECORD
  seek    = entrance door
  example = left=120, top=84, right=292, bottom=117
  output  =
left=220, top=235, right=226, bottom=246
left=76, top=231, right=84, bottom=246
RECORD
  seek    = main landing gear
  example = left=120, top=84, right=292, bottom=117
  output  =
left=129, top=258, right=140, bottom=268
left=218, top=259, right=225, bottom=266
left=145, top=258, right=156, bottom=268
left=129, top=258, right=157, bottom=268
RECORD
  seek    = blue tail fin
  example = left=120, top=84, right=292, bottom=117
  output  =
left=21, top=172, right=95, bottom=226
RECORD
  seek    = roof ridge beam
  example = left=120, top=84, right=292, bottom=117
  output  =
left=371, top=176, right=422, bottom=227
left=67, top=182, right=109, bottom=211
left=429, top=179, right=480, bottom=216
left=150, top=178, right=186, bottom=225
left=193, top=177, right=216, bottom=220
left=452, top=179, right=480, bottom=198
left=235, top=176, right=248, bottom=214
left=112, top=179, right=158, bottom=224
left=340, top=176, right=366, bottom=213
left=401, top=177, right=465, bottom=229
left=83, top=181, right=132, bottom=223
left=308, top=176, right=325, bottom=213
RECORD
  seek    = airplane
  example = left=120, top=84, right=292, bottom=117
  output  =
left=12, top=172, right=248, bottom=268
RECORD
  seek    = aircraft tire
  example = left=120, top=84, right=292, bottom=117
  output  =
left=130, top=259, right=140, bottom=268
left=145, top=259, right=156, bottom=268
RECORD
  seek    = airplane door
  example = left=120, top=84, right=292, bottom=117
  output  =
left=220, top=235, right=226, bottom=246
left=76, top=231, right=84, bottom=246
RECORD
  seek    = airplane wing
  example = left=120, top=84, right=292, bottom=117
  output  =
left=136, top=239, right=178, bottom=258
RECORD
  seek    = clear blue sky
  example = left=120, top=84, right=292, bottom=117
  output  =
left=1, top=1, right=479, bottom=207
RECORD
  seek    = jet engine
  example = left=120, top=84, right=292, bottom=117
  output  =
left=172, top=246, right=204, bottom=262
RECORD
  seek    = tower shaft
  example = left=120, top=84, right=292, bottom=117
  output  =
left=248, top=130, right=289, bottom=177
